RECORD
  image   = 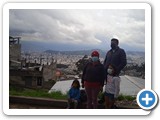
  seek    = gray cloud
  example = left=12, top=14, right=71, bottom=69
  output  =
left=9, top=9, right=145, bottom=51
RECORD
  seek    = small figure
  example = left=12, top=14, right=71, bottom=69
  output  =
left=67, top=79, right=80, bottom=109
left=105, top=64, right=121, bottom=109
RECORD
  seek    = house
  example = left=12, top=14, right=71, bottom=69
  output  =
left=9, top=36, right=57, bottom=90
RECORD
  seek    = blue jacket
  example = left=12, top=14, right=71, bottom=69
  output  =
left=68, top=87, right=80, bottom=101
left=103, top=47, right=127, bottom=75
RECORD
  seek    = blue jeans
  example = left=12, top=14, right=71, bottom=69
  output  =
left=105, top=92, right=114, bottom=100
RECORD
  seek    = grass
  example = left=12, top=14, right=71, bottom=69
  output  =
left=10, top=86, right=136, bottom=101
left=117, top=94, right=136, bottom=101
left=9, top=85, right=68, bottom=100
left=98, top=92, right=136, bottom=101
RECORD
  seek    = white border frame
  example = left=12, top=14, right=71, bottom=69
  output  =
left=3, top=2, right=151, bottom=115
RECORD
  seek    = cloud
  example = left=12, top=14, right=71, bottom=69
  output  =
left=9, top=9, right=145, bottom=51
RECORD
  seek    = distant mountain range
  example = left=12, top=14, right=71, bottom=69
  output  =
left=44, top=49, right=145, bottom=58
left=126, top=51, right=145, bottom=56
left=21, top=41, right=145, bottom=58
left=44, top=49, right=105, bottom=56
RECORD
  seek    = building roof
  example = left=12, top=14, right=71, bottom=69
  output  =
left=48, top=75, right=145, bottom=96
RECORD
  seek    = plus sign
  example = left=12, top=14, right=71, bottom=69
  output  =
left=142, top=93, right=153, bottom=105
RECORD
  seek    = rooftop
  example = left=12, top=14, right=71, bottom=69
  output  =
left=49, top=75, right=145, bottom=96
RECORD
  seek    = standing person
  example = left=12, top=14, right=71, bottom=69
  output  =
left=81, top=51, right=105, bottom=109
left=105, top=64, right=121, bottom=109
left=103, top=38, right=127, bottom=76
left=67, top=79, right=80, bottom=109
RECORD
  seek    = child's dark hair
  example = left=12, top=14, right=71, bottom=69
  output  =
left=71, top=79, right=80, bottom=89
left=109, top=64, right=117, bottom=76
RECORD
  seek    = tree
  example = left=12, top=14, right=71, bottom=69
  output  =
left=75, top=55, right=90, bottom=72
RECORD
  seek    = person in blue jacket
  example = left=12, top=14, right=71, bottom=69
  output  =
left=67, top=79, right=80, bottom=109
left=103, top=38, right=127, bottom=76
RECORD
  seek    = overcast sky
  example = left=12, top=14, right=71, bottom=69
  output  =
left=9, top=9, right=145, bottom=51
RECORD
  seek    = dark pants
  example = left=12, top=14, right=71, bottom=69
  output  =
left=67, top=99, right=78, bottom=109
left=104, top=92, right=115, bottom=109
left=85, top=87, right=101, bottom=109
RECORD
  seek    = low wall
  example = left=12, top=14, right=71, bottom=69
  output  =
left=9, top=96, right=140, bottom=109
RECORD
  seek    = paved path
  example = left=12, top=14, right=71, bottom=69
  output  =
left=49, top=75, right=145, bottom=96
left=119, top=75, right=145, bottom=96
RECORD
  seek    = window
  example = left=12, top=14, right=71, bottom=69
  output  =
left=37, top=77, right=42, bottom=86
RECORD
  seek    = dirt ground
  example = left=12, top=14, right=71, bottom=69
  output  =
left=10, top=100, right=140, bottom=109
left=9, top=103, right=61, bottom=109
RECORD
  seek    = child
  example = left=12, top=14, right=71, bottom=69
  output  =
left=67, top=79, right=80, bottom=109
left=105, top=64, right=121, bottom=109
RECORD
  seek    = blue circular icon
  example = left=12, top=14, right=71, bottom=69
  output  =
left=137, top=89, right=158, bottom=110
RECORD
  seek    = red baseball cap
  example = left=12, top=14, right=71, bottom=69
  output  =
left=91, top=51, right=99, bottom=57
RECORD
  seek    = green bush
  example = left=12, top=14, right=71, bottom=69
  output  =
left=117, top=94, right=136, bottom=101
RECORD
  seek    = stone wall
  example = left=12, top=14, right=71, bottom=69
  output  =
left=43, top=62, right=57, bottom=81
left=9, top=44, right=21, bottom=61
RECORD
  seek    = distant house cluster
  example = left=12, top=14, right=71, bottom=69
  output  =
left=9, top=36, right=57, bottom=90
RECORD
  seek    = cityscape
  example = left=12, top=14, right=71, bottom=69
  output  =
left=10, top=36, right=145, bottom=89
left=9, top=36, right=145, bottom=109
left=21, top=49, right=145, bottom=77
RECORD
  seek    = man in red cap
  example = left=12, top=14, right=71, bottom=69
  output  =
left=81, top=51, right=105, bottom=109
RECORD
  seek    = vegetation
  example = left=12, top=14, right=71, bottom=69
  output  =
left=9, top=85, right=67, bottom=100
left=10, top=86, right=136, bottom=101
left=97, top=92, right=136, bottom=102
left=75, top=55, right=90, bottom=72
left=117, top=94, right=136, bottom=101
left=122, top=62, right=145, bottom=78
left=57, top=64, right=68, bottom=68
